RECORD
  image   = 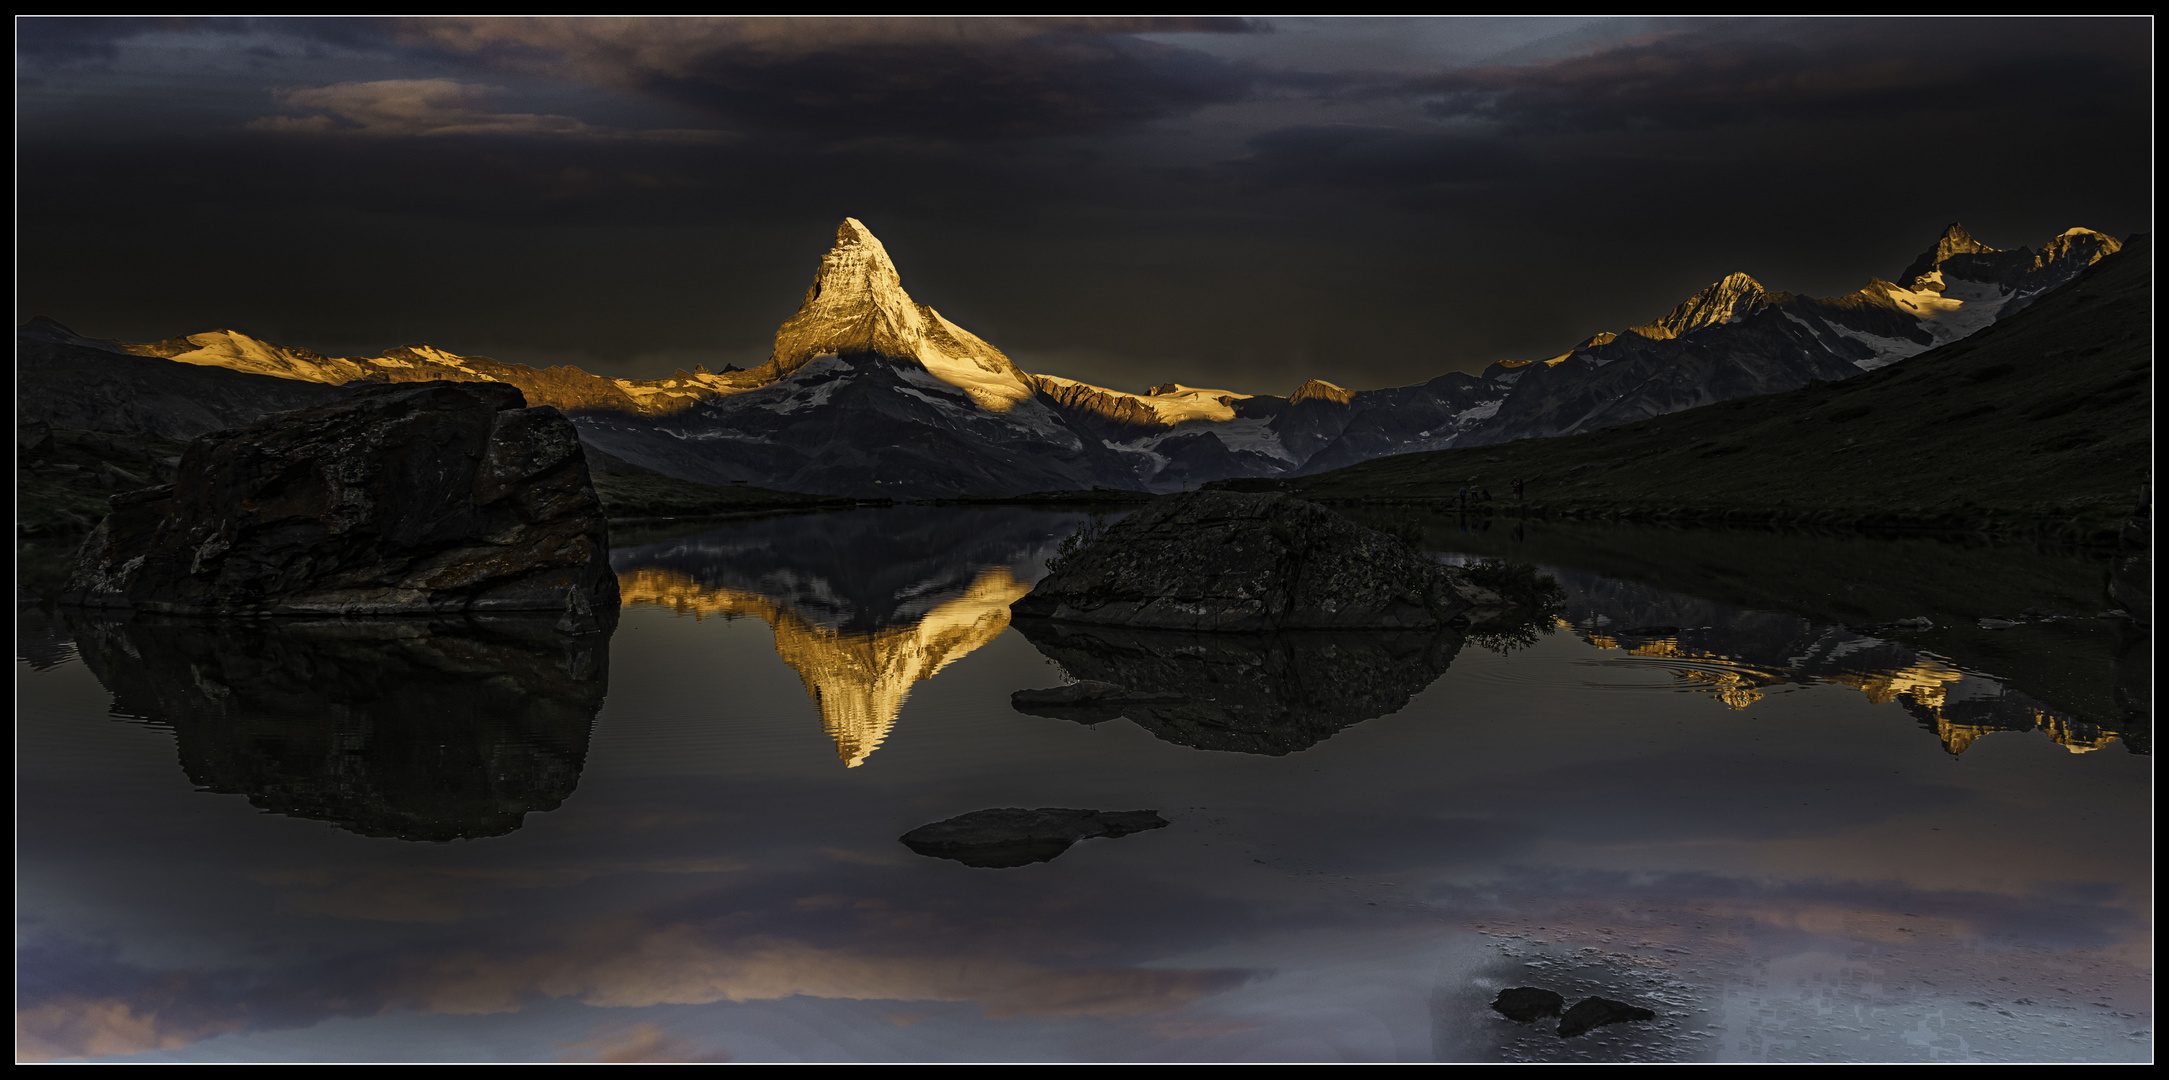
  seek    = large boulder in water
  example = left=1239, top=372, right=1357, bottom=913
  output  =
left=1011, top=490, right=1475, bottom=631
left=61, top=381, right=619, bottom=617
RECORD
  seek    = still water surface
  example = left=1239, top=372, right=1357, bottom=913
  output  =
left=16, top=508, right=2152, bottom=1062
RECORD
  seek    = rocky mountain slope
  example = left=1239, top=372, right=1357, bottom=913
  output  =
left=1252, top=235, right=2151, bottom=544
left=19, top=220, right=2121, bottom=499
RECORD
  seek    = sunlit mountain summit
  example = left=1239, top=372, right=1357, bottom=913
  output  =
left=18, top=218, right=2124, bottom=500
left=758, top=218, right=1040, bottom=413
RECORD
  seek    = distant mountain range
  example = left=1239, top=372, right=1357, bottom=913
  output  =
left=17, top=219, right=2120, bottom=499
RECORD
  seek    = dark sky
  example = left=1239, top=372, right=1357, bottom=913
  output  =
left=15, top=17, right=2154, bottom=394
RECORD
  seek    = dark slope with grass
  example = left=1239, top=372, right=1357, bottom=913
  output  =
left=1245, top=236, right=2151, bottom=544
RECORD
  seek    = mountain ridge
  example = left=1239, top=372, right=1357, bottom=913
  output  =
left=19, top=219, right=2123, bottom=499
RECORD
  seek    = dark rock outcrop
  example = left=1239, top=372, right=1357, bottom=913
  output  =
left=1491, top=987, right=1566, bottom=1022
left=1557, top=996, right=1655, bottom=1038
left=62, top=381, right=619, bottom=617
left=1012, top=491, right=1475, bottom=631
left=1010, top=620, right=1462, bottom=755
left=899, top=807, right=1169, bottom=868
left=2110, top=512, right=2150, bottom=627
left=67, top=611, right=609, bottom=842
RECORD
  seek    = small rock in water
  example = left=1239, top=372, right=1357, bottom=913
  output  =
left=1890, top=616, right=1934, bottom=630
left=1491, top=987, right=1566, bottom=1022
left=899, top=807, right=1168, bottom=868
left=1558, top=996, right=1655, bottom=1038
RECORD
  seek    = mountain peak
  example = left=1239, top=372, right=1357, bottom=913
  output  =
left=1631, top=271, right=1767, bottom=340
left=2039, top=227, right=2120, bottom=267
left=1289, top=379, right=1355, bottom=406
left=1900, top=222, right=1999, bottom=289
left=764, top=218, right=1034, bottom=411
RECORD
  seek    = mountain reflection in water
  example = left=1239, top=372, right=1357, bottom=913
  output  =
left=1536, top=566, right=2131, bottom=756
left=63, top=611, right=609, bottom=841
left=609, top=507, right=1082, bottom=766
left=15, top=510, right=2152, bottom=1063
left=1011, top=621, right=1464, bottom=755
left=619, top=565, right=1030, bottom=765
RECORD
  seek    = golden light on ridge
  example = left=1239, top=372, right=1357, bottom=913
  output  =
left=618, top=565, right=1032, bottom=767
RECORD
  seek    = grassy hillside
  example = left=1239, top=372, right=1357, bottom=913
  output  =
left=1248, top=236, right=2151, bottom=544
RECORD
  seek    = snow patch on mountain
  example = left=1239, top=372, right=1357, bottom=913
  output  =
left=1141, top=384, right=1249, bottom=425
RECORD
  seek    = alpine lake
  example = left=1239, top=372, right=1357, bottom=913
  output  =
left=16, top=505, right=2152, bottom=1063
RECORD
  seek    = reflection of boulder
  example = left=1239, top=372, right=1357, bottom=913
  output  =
left=900, top=807, right=1168, bottom=868
left=1011, top=619, right=1462, bottom=755
left=63, top=381, right=618, bottom=618
left=66, top=612, right=610, bottom=842
left=1014, top=492, right=1473, bottom=630
left=1011, top=681, right=1190, bottom=724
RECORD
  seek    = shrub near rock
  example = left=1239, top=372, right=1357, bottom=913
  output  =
left=62, top=381, right=618, bottom=618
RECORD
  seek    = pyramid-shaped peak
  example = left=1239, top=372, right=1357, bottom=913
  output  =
left=760, top=217, right=1035, bottom=410
left=812, top=217, right=905, bottom=295
left=1900, top=222, right=2000, bottom=288
left=1637, top=271, right=1767, bottom=339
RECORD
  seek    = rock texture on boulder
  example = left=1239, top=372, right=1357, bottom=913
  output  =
left=1491, top=987, right=1567, bottom=1022
left=1011, top=491, right=1475, bottom=631
left=62, top=381, right=619, bottom=617
left=1557, top=996, right=1655, bottom=1038
left=899, top=807, right=1169, bottom=868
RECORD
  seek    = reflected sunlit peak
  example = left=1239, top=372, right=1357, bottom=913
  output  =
left=619, top=565, right=1031, bottom=767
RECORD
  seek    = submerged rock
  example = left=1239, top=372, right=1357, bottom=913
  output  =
left=1491, top=987, right=1566, bottom=1022
left=1558, top=996, right=1655, bottom=1038
left=1011, top=491, right=1475, bottom=631
left=899, top=807, right=1169, bottom=868
left=61, top=381, right=619, bottom=616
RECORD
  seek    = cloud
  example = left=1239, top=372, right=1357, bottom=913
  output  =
left=248, top=79, right=727, bottom=141
left=384, top=17, right=1270, bottom=141
left=14, top=16, right=226, bottom=62
left=15, top=996, right=246, bottom=1063
left=556, top=1021, right=729, bottom=1063
left=1238, top=125, right=1517, bottom=190
left=400, top=922, right=1249, bottom=1019
left=1404, top=18, right=2151, bottom=133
